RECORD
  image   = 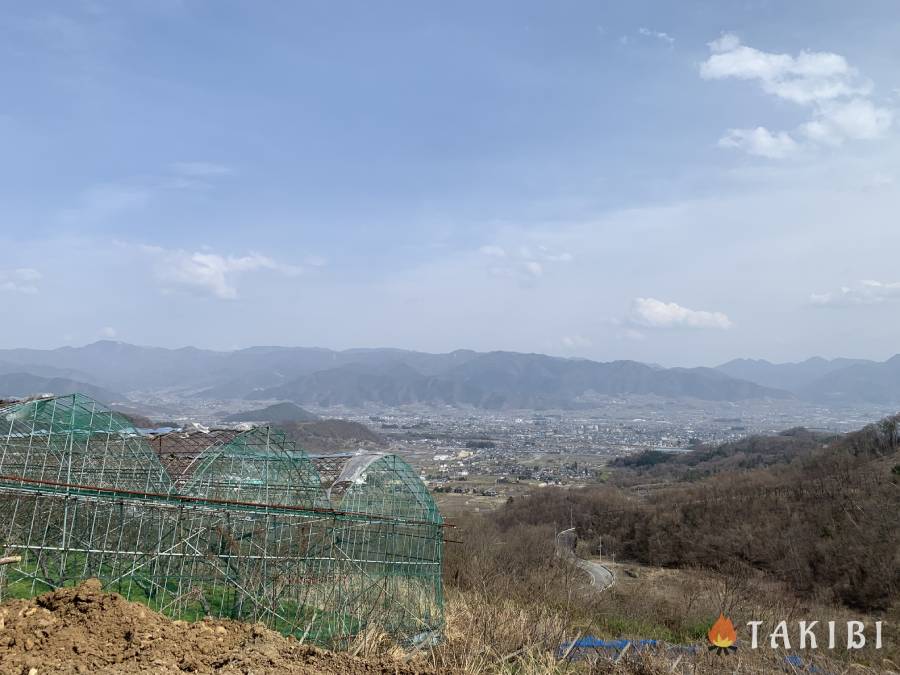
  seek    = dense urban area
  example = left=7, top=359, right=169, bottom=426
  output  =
left=130, top=390, right=898, bottom=514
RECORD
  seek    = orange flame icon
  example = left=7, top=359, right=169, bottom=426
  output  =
left=708, top=613, right=737, bottom=653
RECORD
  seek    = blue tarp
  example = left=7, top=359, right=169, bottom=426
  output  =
left=558, top=637, right=830, bottom=672
left=556, top=636, right=697, bottom=660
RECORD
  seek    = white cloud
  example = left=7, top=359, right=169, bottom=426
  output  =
left=701, top=34, right=866, bottom=104
left=708, top=33, right=741, bottom=54
left=100, top=326, right=117, bottom=338
left=143, top=246, right=301, bottom=299
left=637, top=27, right=674, bottom=45
left=630, top=297, right=732, bottom=329
left=811, top=280, right=900, bottom=307
left=701, top=33, right=893, bottom=157
left=801, top=99, right=894, bottom=143
left=0, top=268, right=42, bottom=294
left=718, top=127, right=798, bottom=159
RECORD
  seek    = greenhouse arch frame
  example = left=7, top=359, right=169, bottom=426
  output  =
left=0, top=393, right=444, bottom=647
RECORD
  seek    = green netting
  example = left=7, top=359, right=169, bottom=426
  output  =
left=180, top=426, right=329, bottom=509
left=0, top=393, right=172, bottom=493
left=0, top=394, right=443, bottom=649
left=332, top=454, right=444, bottom=644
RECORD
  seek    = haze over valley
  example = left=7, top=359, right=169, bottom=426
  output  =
left=3, top=2, right=900, bottom=672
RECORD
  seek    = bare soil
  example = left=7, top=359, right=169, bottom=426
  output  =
left=0, top=580, right=435, bottom=675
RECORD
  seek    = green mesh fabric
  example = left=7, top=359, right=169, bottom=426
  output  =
left=0, top=396, right=443, bottom=649
left=332, top=454, right=444, bottom=644
left=337, top=454, right=443, bottom=524
left=0, top=394, right=172, bottom=493
left=180, top=426, right=329, bottom=509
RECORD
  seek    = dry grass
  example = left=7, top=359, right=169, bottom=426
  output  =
left=420, top=588, right=898, bottom=674
left=353, top=512, right=898, bottom=673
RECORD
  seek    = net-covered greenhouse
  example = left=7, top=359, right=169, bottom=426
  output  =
left=0, top=394, right=443, bottom=648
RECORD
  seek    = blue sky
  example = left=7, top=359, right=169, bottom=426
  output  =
left=2, top=1, right=900, bottom=365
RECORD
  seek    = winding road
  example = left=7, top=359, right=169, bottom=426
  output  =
left=556, top=528, right=615, bottom=592
left=575, top=557, right=615, bottom=590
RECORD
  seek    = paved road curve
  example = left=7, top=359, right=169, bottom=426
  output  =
left=575, top=557, right=615, bottom=591
left=556, top=528, right=615, bottom=592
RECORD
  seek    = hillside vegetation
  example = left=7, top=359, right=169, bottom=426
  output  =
left=222, top=401, right=320, bottom=424
left=434, top=415, right=900, bottom=672
left=279, top=419, right=385, bottom=453
left=611, top=426, right=838, bottom=481
left=500, top=416, right=900, bottom=611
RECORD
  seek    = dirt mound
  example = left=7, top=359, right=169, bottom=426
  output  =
left=0, top=580, right=435, bottom=674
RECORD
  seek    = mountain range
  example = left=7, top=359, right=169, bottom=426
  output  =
left=0, top=372, right=121, bottom=404
left=715, top=356, right=900, bottom=404
left=0, top=341, right=897, bottom=408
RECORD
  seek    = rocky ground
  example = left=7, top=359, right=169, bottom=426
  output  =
left=0, top=580, right=435, bottom=675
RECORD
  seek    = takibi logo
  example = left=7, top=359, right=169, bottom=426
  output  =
left=708, top=613, right=738, bottom=654
left=706, top=615, right=886, bottom=654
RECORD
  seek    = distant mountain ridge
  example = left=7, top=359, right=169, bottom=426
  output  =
left=0, top=372, right=122, bottom=404
left=715, top=355, right=900, bottom=404
left=0, top=340, right=795, bottom=409
left=716, top=356, right=874, bottom=392
left=253, top=353, right=787, bottom=409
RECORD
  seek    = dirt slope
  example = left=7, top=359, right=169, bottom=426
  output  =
left=0, top=580, right=434, bottom=675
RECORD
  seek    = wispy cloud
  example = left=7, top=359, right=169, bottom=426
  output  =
left=811, top=280, right=900, bottom=307
left=637, top=27, right=674, bottom=45
left=718, top=127, right=798, bottom=159
left=167, top=161, right=235, bottom=190
left=142, top=246, right=301, bottom=299
left=701, top=33, right=894, bottom=157
left=478, top=244, right=573, bottom=284
left=629, top=297, right=732, bottom=329
left=0, top=268, right=42, bottom=294
left=171, top=161, right=234, bottom=177
left=60, top=162, right=235, bottom=223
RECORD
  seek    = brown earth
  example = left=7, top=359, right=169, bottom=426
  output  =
left=0, top=580, right=435, bottom=675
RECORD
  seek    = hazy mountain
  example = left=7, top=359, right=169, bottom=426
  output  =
left=0, top=341, right=791, bottom=409
left=255, top=351, right=789, bottom=409
left=796, top=355, right=900, bottom=404
left=222, top=402, right=320, bottom=424
left=716, top=356, right=874, bottom=393
left=0, top=372, right=124, bottom=404
left=716, top=355, right=900, bottom=404
left=0, top=342, right=229, bottom=392
left=0, top=360, right=99, bottom=384
left=196, top=347, right=482, bottom=399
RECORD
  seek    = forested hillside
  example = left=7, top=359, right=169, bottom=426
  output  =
left=496, top=416, right=900, bottom=611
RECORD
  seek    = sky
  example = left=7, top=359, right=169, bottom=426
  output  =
left=2, top=0, right=900, bottom=366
